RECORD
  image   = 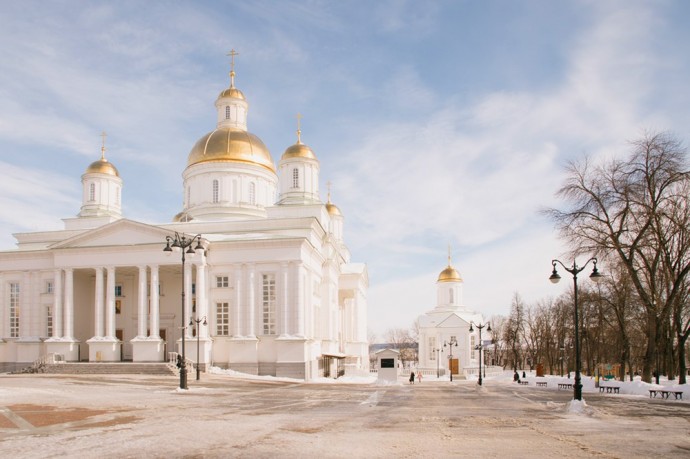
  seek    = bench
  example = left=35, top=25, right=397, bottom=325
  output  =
left=558, top=383, right=573, bottom=390
left=518, top=381, right=528, bottom=385
left=536, top=381, right=547, bottom=388
left=649, top=389, right=683, bottom=400
left=599, top=385, right=620, bottom=394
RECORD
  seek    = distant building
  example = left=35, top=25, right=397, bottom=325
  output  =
left=0, top=58, right=368, bottom=380
left=417, top=254, right=490, bottom=376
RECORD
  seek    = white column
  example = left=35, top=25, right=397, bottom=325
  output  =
left=137, top=265, right=147, bottom=338
left=184, top=260, right=193, bottom=338
left=105, top=267, right=116, bottom=339
left=295, top=263, right=304, bottom=337
left=150, top=265, right=160, bottom=338
left=280, top=262, right=289, bottom=337
left=64, top=268, right=74, bottom=340
left=20, top=272, right=31, bottom=338
left=53, top=269, right=63, bottom=339
left=94, top=267, right=104, bottom=338
left=234, top=265, right=243, bottom=337
left=247, top=265, right=255, bottom=338
left=196, top=255, right=208, bottom=339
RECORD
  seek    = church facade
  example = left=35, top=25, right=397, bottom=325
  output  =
left=417, top=256, right=491, bottom=377
left=0, top=61, right=368, bottom=380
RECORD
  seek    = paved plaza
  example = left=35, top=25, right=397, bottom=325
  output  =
left=0, top=373, right=689, bottom=458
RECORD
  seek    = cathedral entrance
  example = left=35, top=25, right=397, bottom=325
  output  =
left=449, top=358, right=459, bottom=376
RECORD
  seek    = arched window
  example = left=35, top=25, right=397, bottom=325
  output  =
left=212, top=179, right=219, bottom=203
left=249, top=182, right=256, bottom=205
left=292, top=168, right=299, bottom=188
left=225, top=106, right=230, bottom=120
left=89, top=183, right=95, bottom=201
left=449, top=288, right=454, bottom=304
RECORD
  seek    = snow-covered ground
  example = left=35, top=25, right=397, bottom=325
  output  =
left=0, top=369, right=688, bottom=458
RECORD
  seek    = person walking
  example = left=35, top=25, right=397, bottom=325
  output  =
left=409, top=371, right=415, bottom=384
left=417, top=371, right=423, bottom=383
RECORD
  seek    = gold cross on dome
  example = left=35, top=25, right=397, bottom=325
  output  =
left=227, top=49, right=239, bottom=72
left=227, top=49, right=239, bottom=87
left=100, top=131, right=107, bottom=160
left=296, top=113, right=303, bottom=143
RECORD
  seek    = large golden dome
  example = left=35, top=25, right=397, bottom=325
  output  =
left=187, top=127, right=275, bottom=172
left=437, top=265, right=462, bottom=283
left=85, top=158, right=119, bottom=177
left=218, top=87, right=245, bottom=100
left=282, top=142, right=317, bottom=160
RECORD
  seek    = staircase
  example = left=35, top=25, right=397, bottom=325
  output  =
left=41, top=362, right=176, bottom=376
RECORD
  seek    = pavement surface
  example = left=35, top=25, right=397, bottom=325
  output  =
left=0, top=374, right=689, bottom=458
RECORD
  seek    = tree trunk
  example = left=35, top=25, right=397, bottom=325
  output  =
left=642, top=315, right=656, bottom=383
left=678, top=334, right=688, bottom=385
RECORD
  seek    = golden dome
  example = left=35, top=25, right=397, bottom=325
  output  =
left=437, top=265, right=462, bottom=283
left=282, top=142, right=317, bottom=160
left=218, top=87, right=245, bottom=100
left=326, top=202, right=342, bottom=217
left=85, top=158, right=119, bottom=177
left=187, top=127, right=275, bottom=172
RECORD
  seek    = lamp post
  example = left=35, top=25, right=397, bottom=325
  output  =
left=434, top=346, right=444, bottom=378
left=444, top=338, right=458, bottom=381
left=164, top=232, right=204, bottom=390
left=469, top=321, right=491, bottom=386
left=189, top=315, right=207, bottom=381
left=549, top=257, right=603, bottom=401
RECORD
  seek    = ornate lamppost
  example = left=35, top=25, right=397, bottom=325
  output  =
left=549, top=257, right=603, bottom=401
left=444, top=338, right=458, bottom=381
left=164, top=232, right=204, bottom=390
left=189, top=315, right=207, bottom=381
left=469, top=321, right=491, bottom=386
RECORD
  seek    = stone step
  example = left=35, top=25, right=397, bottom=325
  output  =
left=41, top=362, right=176, bottom=376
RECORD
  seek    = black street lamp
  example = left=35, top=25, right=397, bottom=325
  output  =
left=189, top=315, right=207, bottom=381
left=549, top=257, right=603, bottom=401
left=444, top=338, right=458, bottom=381
left=434, top=346, right=444, bottom=378
left=164, top=232, right=204, bottom=390
left=469, top=321, right=491, bottom=386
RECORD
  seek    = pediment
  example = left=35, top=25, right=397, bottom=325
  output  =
left=50, top=219, right=172, bottom=250
left=420, top=311, right=471, bottom=330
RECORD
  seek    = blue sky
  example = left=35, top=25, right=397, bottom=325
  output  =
left=1, top=1, right=689, bottom=338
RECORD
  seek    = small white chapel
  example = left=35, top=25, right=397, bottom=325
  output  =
left=0, top=54, right=369, bottom=380
left=417, top=253, right=491, bottom=378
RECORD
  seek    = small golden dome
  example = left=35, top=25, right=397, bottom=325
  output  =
left=172, top=212, right=194, bottom=222
left=437, top=265, right=462, bottom=283
left=218, top=87, right=245, bottom=100
left=187, top=127, right=275, bottom=172
left=326, top=202, right=342, bottom=217
left=282, top=142, right=317, bottom=160
left=85, top=159, right=119, bottom=177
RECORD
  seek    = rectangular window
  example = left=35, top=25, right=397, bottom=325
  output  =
left=471, top=335, right=476, bottom=360
left=115, top=284, right=123, bottom=297
left=262, top=274, right=276, bottom=335
left=192, top=283, right=196, bottom=295
left=46, top=306, right=53, bottom=337
left=45, top=281, right=54, bottom=294
left=216, top=302, right=229, bottom=336
left=10, top=283, right=20, bottom=338
left=429, top=337, right=436, bottom=361
left=216, top=276, right=229, bottom=288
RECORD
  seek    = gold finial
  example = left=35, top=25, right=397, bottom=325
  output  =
left=100, top=131, right=107, bottom=161
left=447, top=244, right=452, bottom=267
left=327, top=180, right=332, bottom=203
left=227, top=49, right=239, bottom=88
left=296, top=113, right=303, bottom=144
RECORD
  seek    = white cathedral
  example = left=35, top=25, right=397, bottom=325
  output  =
left=417, top=255, right=491, bottom=377
left=0, top=59, right=369, bottom=380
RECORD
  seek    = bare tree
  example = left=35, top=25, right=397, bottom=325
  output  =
left=504, top=292, right=526, bottom=370
left=384, top=328, right=417, bottom=365
left=547, top=132, right=690, bottom=382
